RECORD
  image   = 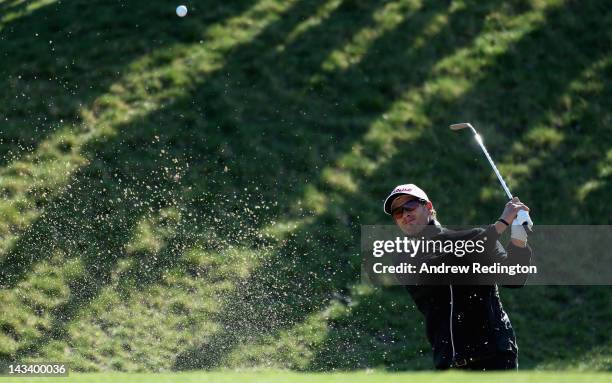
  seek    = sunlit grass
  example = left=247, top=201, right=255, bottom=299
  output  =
left=320, top=1, right=420, bottom=72
left=0, top=0, right=56, bottom=29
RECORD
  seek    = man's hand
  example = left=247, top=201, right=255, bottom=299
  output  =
left=494, top=197, right=531, bottom=247
left=500, top=197, right=530, bottom=223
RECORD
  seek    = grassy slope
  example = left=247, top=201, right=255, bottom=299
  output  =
left=0, top=0, right=610, bottom=373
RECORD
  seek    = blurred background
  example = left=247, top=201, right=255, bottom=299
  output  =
left=0, top=0, right=610, bottom=372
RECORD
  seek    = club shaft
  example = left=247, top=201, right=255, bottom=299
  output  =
left=470, top=127, right=513, bottom=200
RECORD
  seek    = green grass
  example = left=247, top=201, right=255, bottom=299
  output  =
left=1, top=371, right=612, bottom=383
left=0, top=0, right=610, bottom=373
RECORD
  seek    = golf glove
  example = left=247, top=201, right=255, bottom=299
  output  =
left=516, top=209, right=534, bottom=231
left=511, top=213, right=530, bottom=242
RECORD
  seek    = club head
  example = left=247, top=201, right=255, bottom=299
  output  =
left=450, top=122, right=474, bottom=131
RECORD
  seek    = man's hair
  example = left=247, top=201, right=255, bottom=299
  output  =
left=430, top=207, right=437, bottom=220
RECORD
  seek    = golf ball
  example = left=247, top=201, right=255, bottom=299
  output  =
left=176, top=5, right=188, bottom=17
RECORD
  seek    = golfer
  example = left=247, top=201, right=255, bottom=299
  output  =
left=383, top=184, right=532, bottom=370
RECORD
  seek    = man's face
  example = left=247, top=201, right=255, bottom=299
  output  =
left=391, top=195, right=431, bottom=235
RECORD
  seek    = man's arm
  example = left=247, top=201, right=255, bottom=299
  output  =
left=494, top=221, right=526, bottom=248
left=467, top=224, right=532, bottom=287
left=490, top=224, right=532, bottom=287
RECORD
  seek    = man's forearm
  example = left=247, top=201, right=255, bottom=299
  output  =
left=494, top=221, right=527, bottom=248
left=494, top=221, right=507, bottom=235
left=511, top=238, right=526, bottom=248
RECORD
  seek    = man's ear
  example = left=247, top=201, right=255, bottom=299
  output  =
left=425, top=201, right=433, bottom=211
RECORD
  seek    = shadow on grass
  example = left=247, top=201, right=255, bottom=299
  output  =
left=0, top=0, right=261, bottom=283
left=0, top=0, right=387, bottom=364
left=0, top=0, right=255, bottom=165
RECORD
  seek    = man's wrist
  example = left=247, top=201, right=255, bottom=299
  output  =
left=494, top=220, right=508, bottom=234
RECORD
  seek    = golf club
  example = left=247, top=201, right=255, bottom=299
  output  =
left=450, top=122, right=533, bottom=231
